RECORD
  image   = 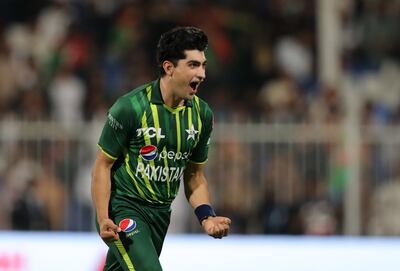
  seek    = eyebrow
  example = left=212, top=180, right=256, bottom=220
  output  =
left=187, top=60, right=207, bottom=65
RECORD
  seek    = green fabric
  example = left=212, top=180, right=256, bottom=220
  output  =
left=97, top=202, right=171, bottom=271
left=98, top=79, right=213, bottom=205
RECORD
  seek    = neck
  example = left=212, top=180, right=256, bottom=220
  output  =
left=159, top=76, right=184, bottom=108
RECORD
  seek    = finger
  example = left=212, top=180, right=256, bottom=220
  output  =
left=112, top=226, right=121, bottom=233
left=114, top=225, right=122, bottom=233
left=107, top=222, right=121, bottom=233
left=112, top=232, right=119, bottom=240
left=212, top=231, right=222, bottom=239
left=103, top=226, right=120, bottom=237
left=218, top=224, right=230, bottom=238
left=222, top=223, right=230, bottom=232
left=206, top=225, right=217, bottom=237
left=215, top=217, right=231, bottom=225
left=218, top=227, right=227, bottom=237
left=212, top=225, right=224, bottom=239
left=223, top=218, right=231, bottom=225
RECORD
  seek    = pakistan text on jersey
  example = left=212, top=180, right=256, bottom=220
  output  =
left=135, top=163, right=185, bottom=182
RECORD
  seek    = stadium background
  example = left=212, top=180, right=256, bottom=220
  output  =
left=0, top=0, right=400, bottom=270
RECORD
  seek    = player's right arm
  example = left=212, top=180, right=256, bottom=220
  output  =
left=92, top=97, right=133, bottom=242
left=91, top=151, right=121, bottom=242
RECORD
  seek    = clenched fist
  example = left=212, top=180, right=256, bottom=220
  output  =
left=201, top=216, right=231, bottom=239
left=99, top=218, right=121, bottom=242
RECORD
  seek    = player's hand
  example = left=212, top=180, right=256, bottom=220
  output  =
left=99, top=218, right=121, bottom=242
left=201, top=216, right=231, bottom=239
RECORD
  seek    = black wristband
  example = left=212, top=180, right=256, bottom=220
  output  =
left=194, top=204, right=216, bottom=224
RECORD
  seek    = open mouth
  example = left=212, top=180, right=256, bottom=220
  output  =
left=189, top=81, right=199, bottom=91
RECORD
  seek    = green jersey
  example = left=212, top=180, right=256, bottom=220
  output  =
left=98, top=79, right=213, bottom=206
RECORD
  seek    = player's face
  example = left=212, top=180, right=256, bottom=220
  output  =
left=171, top=50, right=206, bottom=100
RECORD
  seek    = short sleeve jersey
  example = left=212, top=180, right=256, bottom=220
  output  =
left=98, top=79, right=213, bottom=206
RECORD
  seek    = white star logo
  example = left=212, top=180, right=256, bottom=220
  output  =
left=185, top=124, right=198, bottom=141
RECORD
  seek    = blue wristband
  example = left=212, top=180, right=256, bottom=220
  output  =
left=194, top=204, right=216, bottom=224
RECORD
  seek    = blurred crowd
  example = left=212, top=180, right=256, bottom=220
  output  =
left=0, top=0, right=400, bottom=235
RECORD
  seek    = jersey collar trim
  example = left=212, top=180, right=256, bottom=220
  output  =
left=150, top=79, right=193, bottom=107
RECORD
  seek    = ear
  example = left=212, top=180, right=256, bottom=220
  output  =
left=162, top=60, right=175, bottom=77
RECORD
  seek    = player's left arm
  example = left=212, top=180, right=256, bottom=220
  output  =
left=184, top=162, right=231, bottom=239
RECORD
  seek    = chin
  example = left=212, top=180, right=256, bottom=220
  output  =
left=186, top=94, right=196, bottom=100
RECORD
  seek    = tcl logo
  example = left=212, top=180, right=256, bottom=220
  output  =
left=0, top=253, right=26, bottom=271
left=136, top=127, right=165, bottom=139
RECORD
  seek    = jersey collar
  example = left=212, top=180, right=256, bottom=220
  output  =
left=150, top=79, right=193, bottom=108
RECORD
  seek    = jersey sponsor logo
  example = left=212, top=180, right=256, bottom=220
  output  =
left=140, top=145, right=158, bottom=161
left=158, top=150, right=189, bottom=162
left=135, top=163, right=185, bottom=182
left=119, top=219, right=137, bottom=233
left=139, top=147, right=189, bottom=162
left=136, top=127, right=165, bottom=139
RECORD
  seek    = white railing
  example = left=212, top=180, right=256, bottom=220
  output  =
left=1, top=121, right=399, bottom=235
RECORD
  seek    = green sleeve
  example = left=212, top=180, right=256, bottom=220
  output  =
left=189, top=106, right=213, bottom=164
left=98, top=97, right=134, bottom=159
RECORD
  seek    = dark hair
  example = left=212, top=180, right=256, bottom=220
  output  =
left=156, top=26, right=208, bottom=76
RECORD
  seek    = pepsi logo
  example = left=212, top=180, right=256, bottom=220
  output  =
left=119, top=219, right=137, bottom=233
left=139, top=145, right=157, bottom=161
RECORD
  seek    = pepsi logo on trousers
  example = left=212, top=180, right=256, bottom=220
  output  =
left=119, top=219, right=137, bottom=232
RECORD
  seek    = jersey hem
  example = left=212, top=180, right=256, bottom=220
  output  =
left=188, top=158, right=208, bottom=165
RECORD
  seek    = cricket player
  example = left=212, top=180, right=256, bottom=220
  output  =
left=92, top=26, right=231, bottom=271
